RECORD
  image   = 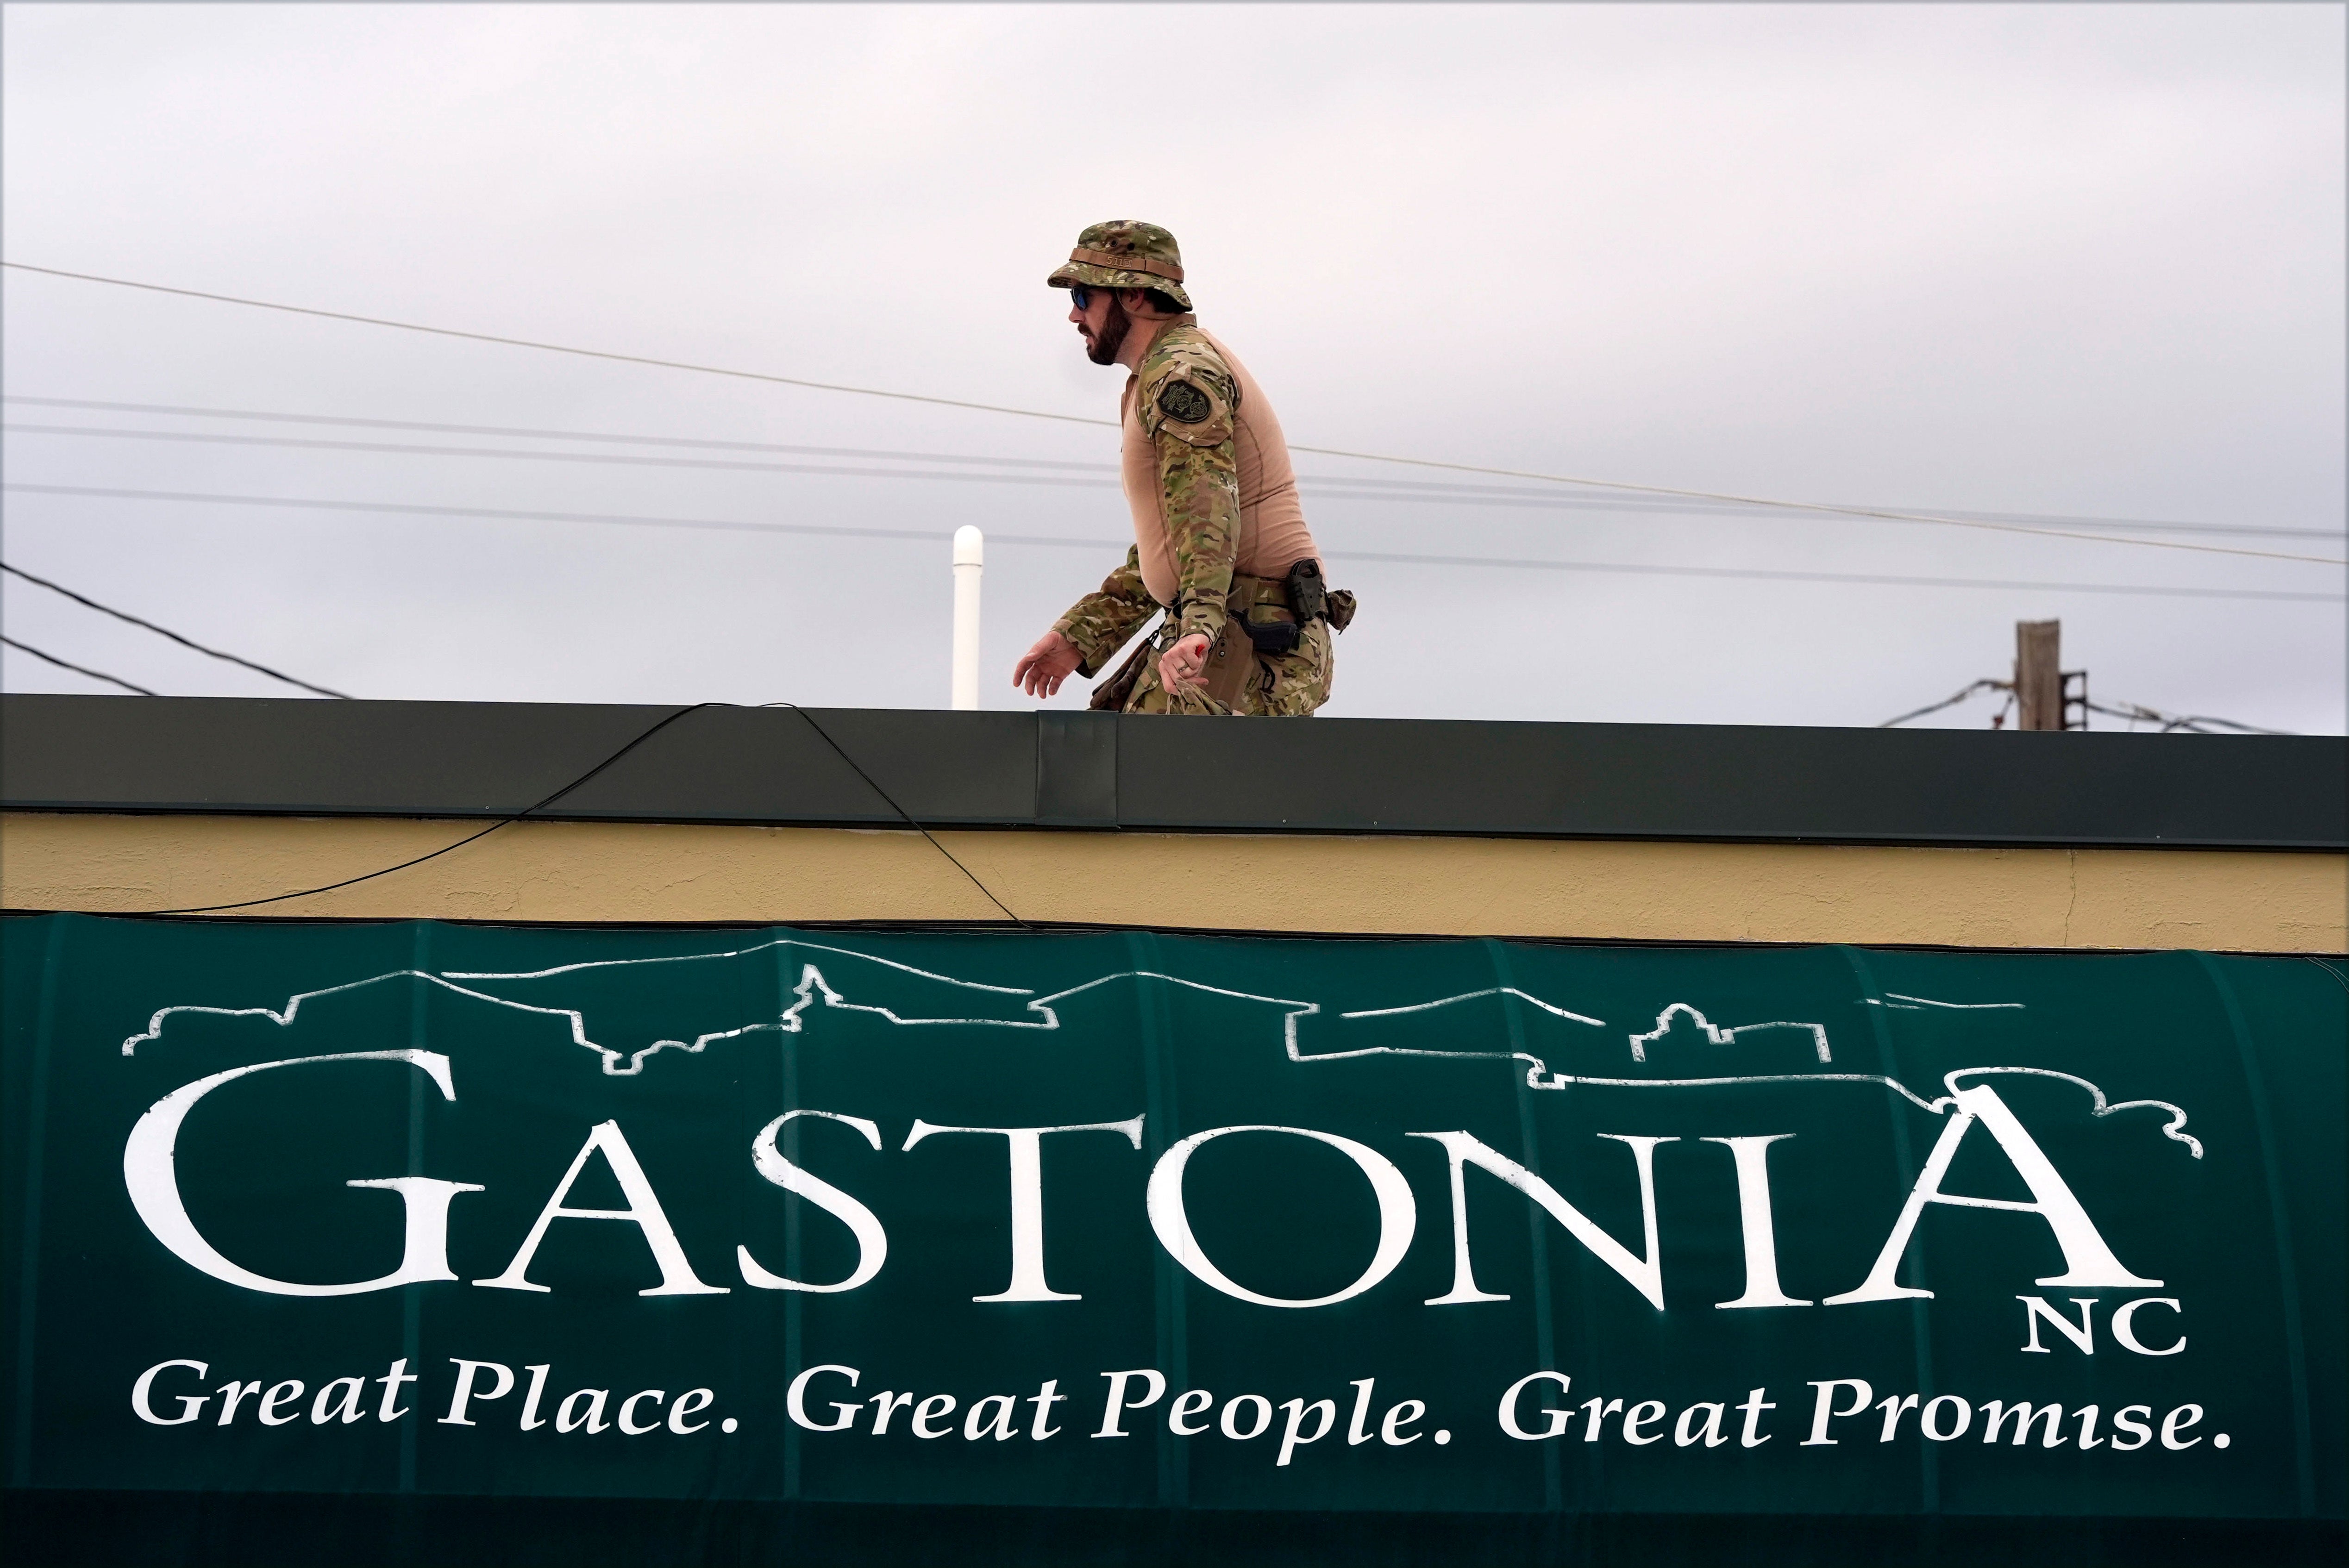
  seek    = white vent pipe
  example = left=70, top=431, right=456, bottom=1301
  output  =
left=951, top=525, right=983, bottom=711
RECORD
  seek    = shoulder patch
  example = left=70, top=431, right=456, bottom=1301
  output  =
left=1157, top=380, right=1212, bottom=425
left=1137, top=333, right=1236, bottom=445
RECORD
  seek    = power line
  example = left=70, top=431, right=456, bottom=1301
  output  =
left=1290, top=485, right=2340, bottom=540
left=6, top=260, right=2338, bottom=567
left=1878, top=679, right=2008, bottom=728
left=8, top=483, right=2341, bottom=604
left=1, top=559, right=351, bottom=697
left=0, top=394, right=1731, bottom=512
left=0, top=632, right=157, bottom=695
left=1292, top=446, right=2347, bottom=566
left=28, top=415, right=2306, bottom=538
left=15, top=419, right=2348, bottom=568
left=0, top=260, right=1115, bottom=429
left=1878, top=677, right=2293, bottom=734
left=2, top=422, right=1119, bottom=490
left=11, top=394, right=2335, bottom=541
left=2080, top=698, right=2294, bottom=736
left=5, top=482, right=1057, bottom=547
left=2, top=395, right=1113, bottom=474
left=1331, top=547, right=2343, bottom=603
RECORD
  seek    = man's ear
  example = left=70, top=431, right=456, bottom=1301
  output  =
left=1120, top=287, right=1159, bottom=315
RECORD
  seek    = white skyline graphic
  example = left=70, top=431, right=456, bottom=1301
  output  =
left=116, top=941, right=2199, bottom=1156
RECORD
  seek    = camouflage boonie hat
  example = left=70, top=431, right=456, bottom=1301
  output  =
left=1047, top=219, right=1192, bottom=310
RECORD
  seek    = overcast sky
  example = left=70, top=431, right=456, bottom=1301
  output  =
left=3, top=2, right=2342, bottom=731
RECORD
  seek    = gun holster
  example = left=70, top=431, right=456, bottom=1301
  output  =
left=1236, top=559, right=1353, bottom=655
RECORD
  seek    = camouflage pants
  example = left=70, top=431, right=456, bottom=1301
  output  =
left=1121, top=619, right=1334, bottom=717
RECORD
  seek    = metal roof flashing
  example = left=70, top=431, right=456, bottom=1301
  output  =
left=2, top=694, right=2341, bottom=850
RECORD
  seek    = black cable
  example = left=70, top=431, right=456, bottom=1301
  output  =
left=8, top=484, right=2339, bottom=605
left=2, top=559, right=350, bottom=698
left=121, top=702, right=720, bottom=914
left=0, top=632, right=157, bottom=694
left=109, top=700, right=1029, bottom=925
left=766, top=704, right=1027, bottom=929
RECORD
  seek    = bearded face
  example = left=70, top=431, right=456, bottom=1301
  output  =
left=1084, top=294, right=1131, bottom=366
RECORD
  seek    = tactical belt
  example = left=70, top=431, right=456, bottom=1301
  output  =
left=1186, top=560, right=1357, bottom=657
left=1091, top=560, right=1357, bottom=713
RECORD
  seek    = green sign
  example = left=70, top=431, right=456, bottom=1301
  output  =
left=4, top=914, right=2340, bottom=1530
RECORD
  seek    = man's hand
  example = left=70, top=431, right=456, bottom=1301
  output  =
left=1157, top=631, right=1212, bottom=695
left=1013, top=630, right=1084, bottom=699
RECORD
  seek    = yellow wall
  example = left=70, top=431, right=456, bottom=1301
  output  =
left=5, top=811, right=2341, bottom=952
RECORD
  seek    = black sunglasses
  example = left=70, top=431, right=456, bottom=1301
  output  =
left=1068, top=286, right=1094, bottom=310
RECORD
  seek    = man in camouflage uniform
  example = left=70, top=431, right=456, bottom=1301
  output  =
left=1011, top=221, right=1353, bottom=716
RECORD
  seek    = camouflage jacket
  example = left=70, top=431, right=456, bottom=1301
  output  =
left=1052, top=320, right=1242, bottom=673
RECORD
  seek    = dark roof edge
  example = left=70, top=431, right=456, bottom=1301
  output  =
left=3, top=695, right=2343, bottom=851
left=4, top=803, right=2339, bottom=855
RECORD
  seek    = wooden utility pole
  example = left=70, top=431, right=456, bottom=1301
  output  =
left=2015, top=619, right=2063, bottom=730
